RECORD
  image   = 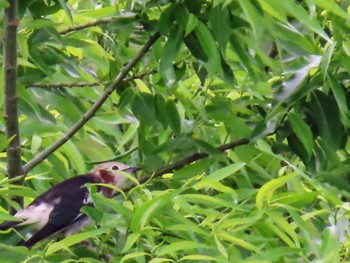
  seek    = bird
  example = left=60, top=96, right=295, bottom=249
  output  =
left=0, top=161, right=140, bottom=248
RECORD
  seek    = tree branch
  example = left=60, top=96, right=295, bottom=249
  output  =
left=153, top=138, right=249, bottom=177
left=59, top=15, right=136, bottom=35
left=22, top=32, right=160, bottom=174
left=3, top=0, right=23, bottom=210
left=122, top=137, right=250, bottom=193
left=25, top=70, right=157, bottom=90
left=25, top=82, right=102, bottom=89
left=154, top=139, right=249, bottom=177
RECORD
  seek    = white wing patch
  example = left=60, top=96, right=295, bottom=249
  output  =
left=83, top=192, right=92, bottom=205
left=15, top=202, right=53, bottom=229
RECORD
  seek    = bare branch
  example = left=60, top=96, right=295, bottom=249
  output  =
left=25, top=70, right=156, bottom=90
left=121, top=137, right=251, bottom=193
left=3, top=0, right=23, bottom=210
left=59, top=15, right=136, bottom=35
left=25, top=82, right=102, bottom=89
left=154, top=138, right=250, bottom=177
left=22, top=32, right=160, bottom=174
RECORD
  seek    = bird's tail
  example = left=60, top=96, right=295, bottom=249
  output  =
left=0, top=221, right=21, bottom=231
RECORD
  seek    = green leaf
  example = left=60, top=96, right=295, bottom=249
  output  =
left=130, top=190, right=181, bottom=232
left=320, top=42, right=334, bottom=80
left=131, top=93, right=156, bottom=125
left=217, top=210, right=264, bottom=230
left=150, top=258, right=175, bottom=263
left=193, top=179, right=236, bottom=194
left=60, top=140, right=85, bottom=174
left=46, top=228, right=110, bottom=255
left=30, top=134, right=42, bottom=154
left=268, top=212, right=300, bottom=247
left=182, top=194, right=243, bottom=210
left=193, top=139, right=220, bottom=156
left=93, top=194, right=133, bottom=222
left=179, top=255, right=218, bottom=262
left=195, top=21, right=222, bottom=75
left=278, top=191, right=320, bottom=208
left=213, top=232, right=228, bottom=258
left=0, top=135, right=15, bottom=153
left=165, top=99, right=182, bottom=134
left=206, top=162, right=245, bottom=182
left=18, top=33, right=29, bottom=60
left=309, top=90, right=344, bottom=150
left=0, top=244, right=29, bottom=262
left=217, top=231, right=260, bottom=252
left=185, top=14, right=198, bottom=36
left=209, top=5, right=231, bottom=54
left=174, top=4, right=190, bottom=29
left=159, top=27, right=183, bottom=85
left=122, top=233, right=140, bottom=253
left=288, top=112, right=313, bottom=160
left=320, top=227, right=341, bottom=261
left=158, top=241, right=209, bottom=256
left=116, top=123, right=139, bottom=153
left=283, top=0, right=330, bottom=41
left=158, top=4, right=176, bottom=34
left=221, top=58, right=234, bottom=83
left=118, top=88, right=136, bottom=110
left=237, top=0, right=263, bottom=40
left=0, top=185, right=38, bottom=199
left=328, top=74, right=350, bottom=126
left=81, top=5, right=116, bottom=18
left=57, top=0, right=73, bottom=23
left=314, top=0, right=348, bottom=19
left=81, top=206, right=103, bottom=223
left=174, top=159, right=213, bottom=180
left=155, top=94, right=168, bottom=127
left=121, top=252, right=148, bottom=263
left=246, top=247, right=302, bottom=261
left=0, top=209, right=22, bottom=222
left=257, top=0, right=288, bottom=23
left=24, top=19, right=56, bottom=30
left=256, top=173, right=297, bottom=209
left=184, top=31, right=208, bottom=62
left=0, top=1, right=9, bottom=8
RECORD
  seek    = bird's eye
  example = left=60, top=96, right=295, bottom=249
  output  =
left=112, top=166, right=119, bottom=170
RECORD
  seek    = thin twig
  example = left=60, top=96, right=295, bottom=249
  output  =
left=3, top=0, right=23, bottom=210
left=123, top=69, right=157, bottom=82
left=121, top=137, right=250, bottom=193
left=25, top=69, right=157, bottom=90
left=153, top=138, right=249, bottom=178
left=22, top=32, right=160, bottom=174
left=59, top=15, right=136, bottom=35
left=25, top=82, right=102, bottom=89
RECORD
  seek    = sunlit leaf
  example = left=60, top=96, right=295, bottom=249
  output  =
left=256, top=173, right=297, bottom=209
left=46, top=228, right=110, bottom=255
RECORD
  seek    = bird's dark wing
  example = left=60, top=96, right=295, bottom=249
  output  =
left=20, top=202, right=85, bottom=247
left=19, top=175, right=96, bottom=247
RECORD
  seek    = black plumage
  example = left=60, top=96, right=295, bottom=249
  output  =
left=0, top=162, right=139, bottom=248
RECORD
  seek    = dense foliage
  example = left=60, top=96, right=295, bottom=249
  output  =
left=1, top=0, right=350, bottom=262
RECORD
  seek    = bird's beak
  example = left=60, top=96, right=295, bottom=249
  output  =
left=123, top=166, right=141, bottom=173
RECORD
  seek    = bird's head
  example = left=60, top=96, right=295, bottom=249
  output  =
left=89, top=161, right=140, bottom=197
